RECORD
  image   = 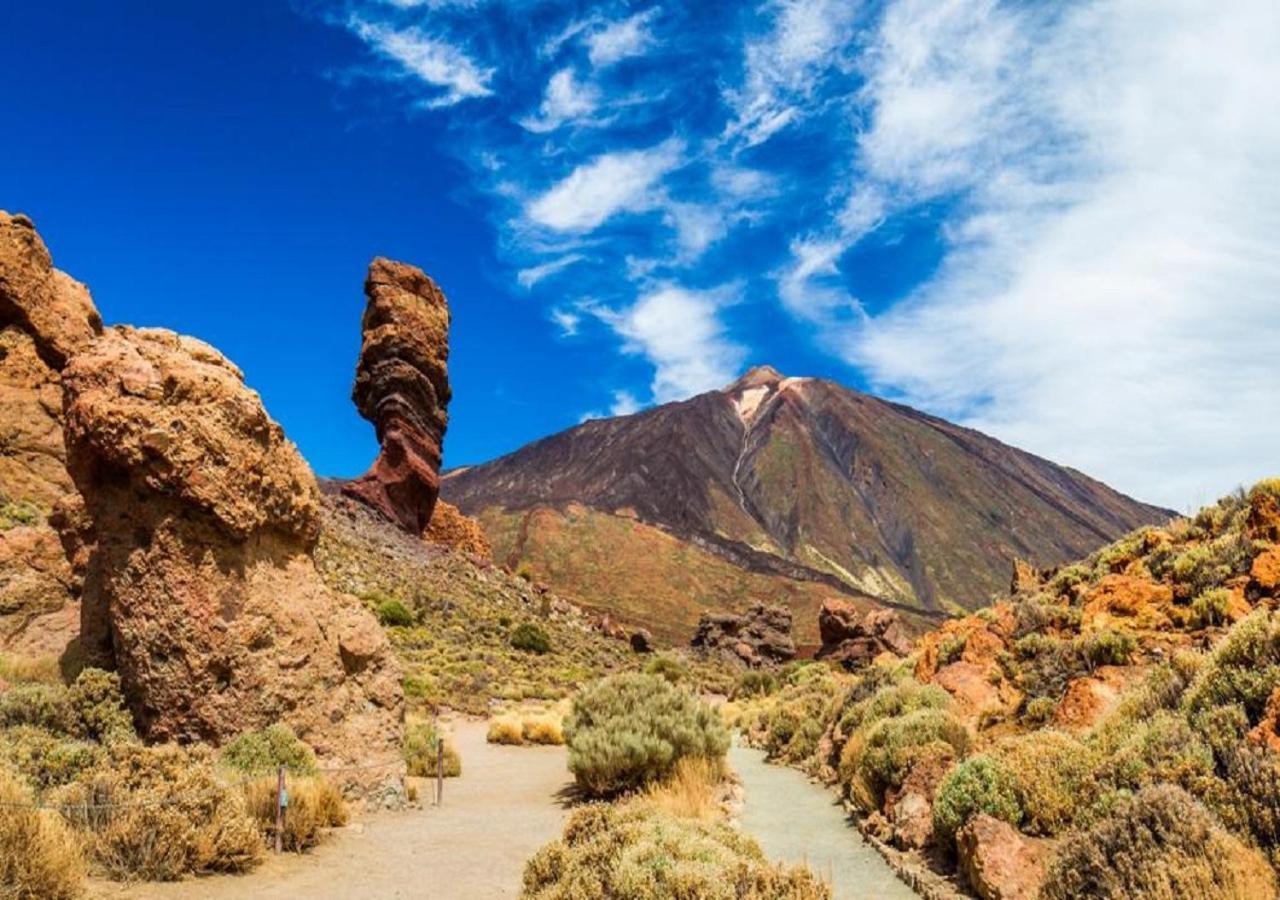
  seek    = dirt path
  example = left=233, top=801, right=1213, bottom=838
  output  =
left=93, top=719, right=573, bottom=900
left=729, top=743, right=919, bottom=899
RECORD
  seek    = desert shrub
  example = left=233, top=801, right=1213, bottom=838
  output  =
left=510, top=623, right=552, bottom=655
left=53, top=743, right=261, bottom=880
left=843, top=709, right=968, bottom=804
left=937, top=634, right=966, bottom=666
left=837, top=679, right=950, bottom=734
left=1190, top=703, right=1249, bottom=770
left=1021, top=696, right=1057, bottom=725
left=1191, top=588, right=1233, bottom=628
left=0, top=498, right=41, bottom=530
left=640, top=757, right=726, bottom=821
left=220, top=724, right=317, bottom=776
left=1096, top=711, right=1214, bottom=797
left=65, top=669, right=134, bottom=745
left=376, top=599, right=414, bottom=627
left=643, top=655, right=688, bottom=685
left=522, top=802, right=830, bottom=899
left=1042, top=785, right=1275, bottom=900
left=1211, top=744, right=1280, bottom=868
left=241, top=775, right=347, bottom=851
left=564, top=674, right=728, bottom=797
left=522, top=716, right=565, bottom=746
left=1013, top=594, right=1082, bottom=638
left=1079, top=628, right=1137, bottom=669
left=933, top=756, right=1023, bottom=841
left=403, top=721, right=462, bottom=776
left=0, top=654, right=61, bottom=685
left=731, top=670, right=778, bottom=700
left=0, top=727, right=101, bottom=792
left=0, top=683, right=74, bottom=734
left=1182, top=609, right=1280, bottom=722
left=0, top=768, right=85, bottom=900
left=991, top=731, right=1096, bottom=835
left=487, top=717, right=525, bottom=745
left=1093, top=663, right=1194, bottom=754
left=1046, top=563, right=1092, bottom=597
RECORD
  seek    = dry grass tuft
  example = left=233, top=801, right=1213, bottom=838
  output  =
left=640, top=757, right=726, bottom=821
left=0, top=654, right=62, bottom=685
left=241, top=776, right=348, bottom=852
left=0, top=769, right=85, bottom=899
left=521, top=716, right=565, bottom=746
left=487, top=717, right=526, bottom=745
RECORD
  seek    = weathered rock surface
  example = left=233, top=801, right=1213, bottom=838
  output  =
left=885, top=751, right=955, bottom=850
left=0, top=211, right=102, bottom=650
left=816, top=599, right=914, bottom=670
left=343, top=258, right=451, bottom=534
left=956, top=814, right=1048, bottom=900
left=691, top=603, right=795, bottom=667
left=423, top=498, right=491, bottom=559
left=62, top=326, right=403, bottom=778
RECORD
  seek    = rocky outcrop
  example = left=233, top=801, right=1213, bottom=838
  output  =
left=956, top=815, right=1048, bottom=900
left=816, top=599, right=914, bottom=670
left=0, top=211, right=103, bottom=650
left=423, top=499, right=491, bottom=558
left=690, top=603, right=795, bottom=667
left=343, top=258, right=451, bottom=534
left=62, top=326, right=403, bottom=782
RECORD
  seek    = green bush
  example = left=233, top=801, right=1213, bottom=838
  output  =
left=522, top=802, right=830, bottom=899
left=850, top=709, right=968, bottom=800
left=1042, top=785, right=1275, bottom=900
left=0, top=683, right=74, bottom=734
left=403, top=721, right=461, bottom=777
left=731, top=670, right=778, bottom=700
left=564, top=674, right=729, bottom=796
left=220, top=724, right=317, bottom=776
left=991, top=731, right=1097, bottom=835
left=510, top=623, right=552, bottom=655
left=376, top=599, right=414, bottom=627
left=1097, top=711, right=1213, bottom=796
left=0, top=727, right=101, bottom=792
left=643, top=655, right=688, bottom=685
left=1182, top=610, right=1280, bottom=722
left=1022, top=696, right=1057, bottom=725
left=933, top=756, right=1023, bottom=841
left=66, top=668, right=135, bottom=744
left=1213, top=744, right=1280, bottom=869
left=1079, top=628, right=1137, bottom=669
left=1191, top=588, right=1233, bottom=628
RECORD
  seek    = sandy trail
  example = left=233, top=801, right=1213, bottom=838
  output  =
left=729, top=743, right=919, bottom=899
left=91, top=718, right=573, bottom=900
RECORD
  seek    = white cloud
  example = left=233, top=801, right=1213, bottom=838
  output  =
left=526, top=139, right=684, bottom=232
left=594, top=284, right=745, bottom=403
left=663, top=203, right=727, bottom=259
left=518, top=253, right=587, bottom=289
left=348, top=17, right=494, bottom=107
left=586, top=9, right=660, bottom=68
left=520, top=67, right=600, bottom=133
left=725, top=0, right=861, bottom=146
left=578, top=390, right=643, bottom=422
left=550, top=307, right=582, bottom=336
left=789, top=0, right=1280, bottom=508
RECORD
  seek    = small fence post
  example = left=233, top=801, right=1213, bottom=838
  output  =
left=275, top=765, right=286, bottom=854
left=436, top=739, right=444, bottom=806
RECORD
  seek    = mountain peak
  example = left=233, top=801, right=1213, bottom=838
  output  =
left=725, top=365, right=785, bottom=393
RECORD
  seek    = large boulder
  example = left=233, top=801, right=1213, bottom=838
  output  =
left=423, top=498, right=491, bottom=558
left=816, top=599, right=913, bottom=670
left=956, top=814, right=1048, bottom=900
left=0, top=211, right=102, bottom=650
left=61, top=326, right=403, bottom=783
left=691, top=603, right=795, bottom=667
left=343, top=258, right=451, bottom=534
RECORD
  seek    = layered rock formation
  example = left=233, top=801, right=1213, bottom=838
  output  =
left=343, top=258, right=451, bottom=534
left=62, top=326, right=403, bottom=777
left=423, top=498, right=491, bottom=558
left=690, top=603, right=795, bottom=667
left=0, top=211, right=102, bottom=652
left=815, top=599, right=914, bottom=670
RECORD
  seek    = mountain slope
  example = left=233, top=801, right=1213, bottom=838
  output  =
left=443, top=367, right=1172, bottom=641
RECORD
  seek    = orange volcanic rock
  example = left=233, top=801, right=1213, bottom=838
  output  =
left=1248, top=685, right=1280, bottom=754
left=1053, top=665, right=1142, bottom=733
left=1081, top=574, right=1175, bottom=631
left=423, top=498, right=491, bottom=559
left=0, top=211, right=102, bottom=651
left=62, top=326, right=403, bottom=786
left=816, top=599, right=914, bottom=670
left=957, top=815, right=1049, bottom=900
left=1251, top=547, right=1280, bottom=594
left=343, top=258, right=451, bottom=534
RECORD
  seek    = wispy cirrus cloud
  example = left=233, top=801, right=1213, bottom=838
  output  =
left=346, top=16, right=494, bottom=107
left=525, top=138, right=684, bottom=232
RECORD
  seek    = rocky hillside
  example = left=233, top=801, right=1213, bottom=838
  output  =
left=736, top=479, right=1280, bottom=899
left=444, top=366, right=1171, bottom=642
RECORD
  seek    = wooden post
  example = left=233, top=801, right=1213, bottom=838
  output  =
left=436, top=739, right=444, bottom=806
left=274, top=765, right=285, bottom=853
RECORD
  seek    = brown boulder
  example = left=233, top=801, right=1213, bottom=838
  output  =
left=630, top=629, right=653, bottom=653
left=0, top=211, right=103, bottom=650
left=1251, top=547, right=1280, bottom=594
left=817, top=599, right=913, bottom=670
left=1053, top=665, right=1140, bottom=733
left=1081, top=574, right=1174, bottom=631
left=885, top=750, right=955, bottom=850
left=691, top=603, right=795, bottom=667
left=62, top=326, right=403, bottom=784
left=343, top=258, right=451, bottom=534
left=1247, top=685, right=1280, bottom=754
left=956, top=815, right=1048, bottom=900
left=423, top=498, right=492, bottom=559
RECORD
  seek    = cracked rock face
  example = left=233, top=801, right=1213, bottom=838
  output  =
left=343, top=258, right=451, bottom=534
left=0, top=210, right=102, bottom=651
left=62, top=326, right=403, bottom=775
left=690, top=603, right=796, bottom=668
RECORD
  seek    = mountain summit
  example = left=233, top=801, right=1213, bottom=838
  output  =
left=443, top=368, right=1172, bottom=642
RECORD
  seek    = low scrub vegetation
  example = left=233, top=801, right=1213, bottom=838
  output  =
left=242, top=775, right=347, bottom=852
left=221, top=724, right=317, bottom=776
left=564, top=673, right=728, bottom=797
left=0, top=768, right=85, bottom=900
left=404, top=720, right=462, bottom=776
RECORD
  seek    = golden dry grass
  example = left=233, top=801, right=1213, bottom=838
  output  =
left=486, top=717, right=525, bottom=745
left=521, top=716, right=564, bottom=746
left=241, top=775, right=348, bottom=852
left=0, top=769, right=85, bottom=899
left=0, top=653, right=61, bottom=685
left=640, top=757, right=727, bottom=821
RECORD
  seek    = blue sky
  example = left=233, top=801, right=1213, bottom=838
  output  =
left=3, top=1, right=1277, bottom=510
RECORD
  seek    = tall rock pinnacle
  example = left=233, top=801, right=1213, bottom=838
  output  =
left=343, top=258, right=451, bottom=533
